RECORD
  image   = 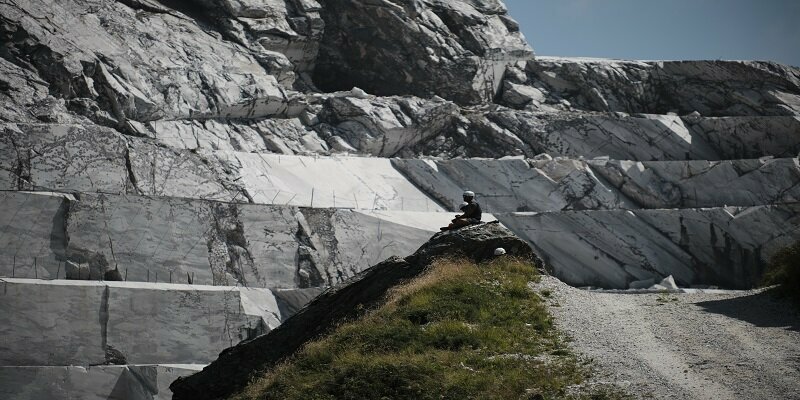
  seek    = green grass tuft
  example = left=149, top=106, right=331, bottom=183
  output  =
left=233, top=257, right=628, bottom=400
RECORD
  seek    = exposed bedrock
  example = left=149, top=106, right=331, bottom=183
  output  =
left=394, top=157, right=634, bottom=212
left=434, top=110, right=800, bottom=161
left=394, top=157, right=800, bottom=212
left=170, top=222, right=538, bottom=400
left=0, top=123, right=244, bottom=200
left=313, top=0, right=533, bottom=105
left=0, top=279, right=283, bottom=366
left=588, top=158, right=800, bottom=209
left=0, top=191, right=451, bottom=288
left=0, top=364, right=201, bottom=400
left=497, top=204, right=800, bottom=290
left=0, top=0, right=295, bottom=129
left=501, top=58, right=800, bottom=117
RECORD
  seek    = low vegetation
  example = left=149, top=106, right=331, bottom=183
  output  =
left=762, top=240, right=800, bottom=305
left=233, top=257, right=626, bottom=400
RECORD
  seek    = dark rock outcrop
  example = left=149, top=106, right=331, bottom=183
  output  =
left=313, top=0, right=532, bottom=105
left=170, top=221, right=539, bottom=400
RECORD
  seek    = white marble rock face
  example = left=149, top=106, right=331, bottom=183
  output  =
left=393, top=157, right=800, bottom=212
left=0, top=191, right=444, bottom=288
left=0, top=279, right=280, bottom=366
left=1, top=0, right=800, bottom=397
left=0, top=364, right=202, bottom=400
left=497, top=204, right=800, bottom=289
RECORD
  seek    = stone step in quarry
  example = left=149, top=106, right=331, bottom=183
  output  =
left=0, top=364, right=202, bottom=400
left=146, top=97, right=800, bottom=160
left=507, top=57, right=800, bottom=117
left=0, top=123, right=445, bottom=211
left=3, top=149, right=799, bottom=290
left=0, top=278, right=296, bottom=367
left=394, top=156, right=800, bottom=212
left=0, top=278, right=318, bottom=399
left=0, top=191, right=470, bottom=289
left=0, top=276, right=317, bottom=399
left=3, top=190, right=797, bottom=291
left=497, top=204, right=800, bottom=289
left=3, top=122, right=797, bottom=213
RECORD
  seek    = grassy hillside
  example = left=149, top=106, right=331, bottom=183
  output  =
left=233, top=258, right=626, bottom=399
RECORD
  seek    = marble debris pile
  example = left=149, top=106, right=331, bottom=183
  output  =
left=1, top=0, right=799, bottom=398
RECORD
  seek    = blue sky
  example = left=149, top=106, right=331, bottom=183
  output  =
left=503, top=0, right=800, bottom=67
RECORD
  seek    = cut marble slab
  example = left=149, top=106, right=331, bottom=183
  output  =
left=0, top=364, right=202, bottom=400
left=0, top=279, right=280, bottom=366
left=393, top=157, right=634, bottom=212
left=214, top=152, right=446, bottom=211
left=518, top=58, right=800, bottom=117
left=588, top=157, right=800, bottom=209
left=497, top=204, right=800, bottom=289
left=0, top=191, right=445, bottom=288
left=0, top=123, right=130, bottom=193
left=0, top=191, right=70, bottom=278
left=394, top=156, right=800, bottom=213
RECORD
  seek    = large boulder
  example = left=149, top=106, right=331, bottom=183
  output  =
left=170, top=221, right=539, bottom=400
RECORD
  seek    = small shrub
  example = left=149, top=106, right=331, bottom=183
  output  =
left=762, top=241, right=800, bottom=305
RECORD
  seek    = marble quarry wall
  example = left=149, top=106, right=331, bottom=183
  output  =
left=2, top=0, right=800, bottom=397
left=0, top=279, right=283, bottom=366
left=0, top=364, right=201, bottom=400
left=498, top=205, right=800, bottom=289
left=0, top=191, right=452, bottom=289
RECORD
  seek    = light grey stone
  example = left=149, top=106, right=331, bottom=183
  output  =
left=497, top=204, right=800, bottom=289
left=0, top=279, right=280, bottom=366
left=314, top=0, right=533, bottom=105
left=518, top=57, right=800, bottom=117
left=656, top=275, right=679, bottom=290
left=0, top=360, right=202, bottom=399
left=0, top=191, right=450, bottom=288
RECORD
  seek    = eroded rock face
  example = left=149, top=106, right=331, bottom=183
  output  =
left=0, top=279, right=281, bottom=366
left=170, top=222, right=538, bottom=400
left=0, top=0, right=294, bottom=130
left=503, top=58, right=800, bottom=117
left=313, top=0, right=533, bottom=105
left=498, top=204, right=800, bottom=289
left=0, top=191, right=448, bottom=288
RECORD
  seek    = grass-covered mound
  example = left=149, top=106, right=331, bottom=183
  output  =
left=762, top=240, right=800, bottom=305
left=234, top=258, right=626, bottom=399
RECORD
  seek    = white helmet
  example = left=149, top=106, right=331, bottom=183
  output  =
left=463, top=190, right=475, bottom=198
left=494, top=248, right=507, bottom=256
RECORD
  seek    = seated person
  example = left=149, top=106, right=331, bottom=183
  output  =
left=440, top=190, right=482, bottom=231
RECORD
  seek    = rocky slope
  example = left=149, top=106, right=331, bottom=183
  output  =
left=170, top=222, right=538, bottom=400
left=1, top=0, right=799, bottom=398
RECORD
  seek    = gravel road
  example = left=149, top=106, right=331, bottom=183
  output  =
left=533, top=277, right=800, bottom=399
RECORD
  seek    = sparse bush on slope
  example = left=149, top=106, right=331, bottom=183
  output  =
left=762, top=241, right=800, bottom=305
left=233, top=258, right=627, bottom=400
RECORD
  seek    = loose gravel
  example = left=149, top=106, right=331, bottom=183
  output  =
left=533, top=276, right=800, bottom=400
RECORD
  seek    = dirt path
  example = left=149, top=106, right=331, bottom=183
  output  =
left=534, top=277, right=800, bottom=399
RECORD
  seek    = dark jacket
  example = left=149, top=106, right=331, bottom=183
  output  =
left=461, top=200, right=482, bottom=221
